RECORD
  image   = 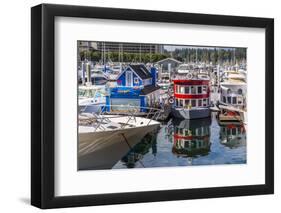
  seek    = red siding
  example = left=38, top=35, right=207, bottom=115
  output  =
left=174, top=94, right=209, bottom=99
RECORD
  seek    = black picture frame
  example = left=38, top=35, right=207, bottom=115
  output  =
left=31, top=3, right=274, bottom=209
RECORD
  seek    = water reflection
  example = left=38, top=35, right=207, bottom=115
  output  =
left=171, top=118, right=211, bottom=158
left=120, top=133, right=157, bottom=168
left=219, top=123, right=246, bottom=149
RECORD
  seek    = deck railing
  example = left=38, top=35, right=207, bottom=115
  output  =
left=80, top=104, right=162, bottom=131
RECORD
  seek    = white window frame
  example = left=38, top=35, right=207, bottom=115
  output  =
left=125, top=71, right=133, bottom=87
left=202, top=85, right=207, bottom=94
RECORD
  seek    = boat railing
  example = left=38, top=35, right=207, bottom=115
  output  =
left=81, top=104, right=162, bottom=131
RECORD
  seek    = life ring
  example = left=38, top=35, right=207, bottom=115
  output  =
left=186, top=73, right=193, bottom=79
left=169, top=97, right=174, bottom=104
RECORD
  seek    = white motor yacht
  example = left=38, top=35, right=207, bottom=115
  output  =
left=218, top=69, right=247, bottom=123
left=78, top=113, right=160, bottom=170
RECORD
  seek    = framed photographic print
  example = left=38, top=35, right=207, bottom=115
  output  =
left=31, top=3, right=274, bottom=209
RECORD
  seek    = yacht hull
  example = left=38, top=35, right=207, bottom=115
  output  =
left=78, top=123, right=159, bottom=170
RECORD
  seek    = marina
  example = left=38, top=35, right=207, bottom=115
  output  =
left=77, top=41, right=247, bottom=170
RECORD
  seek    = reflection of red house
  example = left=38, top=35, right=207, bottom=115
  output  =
left=171, top=118, right=211, bottom=157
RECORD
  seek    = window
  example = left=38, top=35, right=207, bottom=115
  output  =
left=198, top=99, right=202, bottom=107
left=191, top=86, right=196, bottom=94
left=238, top=97, right=243, bottom=104
left=202, top=86, right=207, bottom=93
left=184, top=140, right=190, bottom=148
left=134, top=77, right=139, bottom=84
left=227, top=96, right=232, bottom=104
left=197, top=86, right=202, bottom=94
left=203, top=99, right=207, bottom=106
left=223, top=96, right=226, bottom=103
left=227, top=128, right=231, bottom=135
left=232, top=128, right=237, bottom=135
left=176, top=99, right=179, bottom=106
left=179, top=128, right=183, bottom=135
left=180, top=86, right=185, bottom=94
left=179, top=99, right=183, bottom=107
left=232, top=97, right=237, bottom=104
left=227, top=89, right=232, bottom=95
left=185, top=99, right=190, bottom=106
left=238, top=88, right=243, bottom=95
left=185, top=86, right=190, bottom=94
left=238, top=127, right=241, bottom=134
left=176, top=85, right=179, bottom=93
left=191, top=99, right=196, bottom=107
left=191, top=141, right=196, bottom=148
left=197, top=127, right=202, bottom=136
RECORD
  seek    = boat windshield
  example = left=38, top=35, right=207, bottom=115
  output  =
left=178, top=65, right=189, bottom=70
left=79, top=89, right=97, bottom=98
left=162, top=76, right=170, bottom=80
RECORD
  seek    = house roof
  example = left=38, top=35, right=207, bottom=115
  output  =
left=156, top=57, right=183, bottom=64
left=129, top=64, right=152, bottom=80
left=140, top=85, right=160, bottom=95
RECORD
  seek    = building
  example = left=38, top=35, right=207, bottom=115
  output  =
left=105, top=64, right=161, bottom=113
left=78, top=41, right=98, bottom=52
left=156, top=57, right=182, bottom=72
left=95, top=42, right=164, bottom=54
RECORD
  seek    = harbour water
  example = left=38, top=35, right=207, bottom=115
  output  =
left=80, top=112, right=246, bottom=170
left=112, top=113, right=246, bottom=169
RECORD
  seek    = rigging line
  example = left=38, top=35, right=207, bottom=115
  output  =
left=120, top=133, right=145, bottom=168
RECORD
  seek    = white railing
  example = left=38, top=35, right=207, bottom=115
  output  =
left=80, top=104, right=163, bottom=131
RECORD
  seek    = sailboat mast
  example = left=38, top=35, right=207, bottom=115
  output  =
left=196, top=48, right=198, bottom=64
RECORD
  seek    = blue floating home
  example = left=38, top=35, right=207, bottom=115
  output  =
left=105, top=64, right=160, bottom=113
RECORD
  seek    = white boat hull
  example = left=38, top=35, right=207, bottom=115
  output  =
left=78, top=117, right=160, bottom=170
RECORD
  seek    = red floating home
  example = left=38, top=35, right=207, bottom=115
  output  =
left=172, top=73, right=211, bottom=119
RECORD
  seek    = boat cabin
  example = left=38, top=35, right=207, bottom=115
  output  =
left=173, top=79, right=210, bottom=109
left=220, top=84, right=246, bottom=108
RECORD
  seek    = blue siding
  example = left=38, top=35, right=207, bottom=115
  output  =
left=117, top=67, right=144, bottom=87
left=140, top=96, right=147, bottom=112
left=117, top=72, right=126, bottom=86
left=105, top=96, right=110, bottom=112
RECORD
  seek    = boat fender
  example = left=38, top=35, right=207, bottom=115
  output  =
left=186, top=73, right=193, bottom=79
left=169, top=97, right=174, bottom=104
